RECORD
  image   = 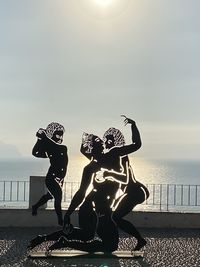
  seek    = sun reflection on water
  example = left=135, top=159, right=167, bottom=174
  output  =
left=129, top=157, right=170, bottom=185
left=67, top=156, right=198, bottom=186
left=67, top=156, right=170, bottom=185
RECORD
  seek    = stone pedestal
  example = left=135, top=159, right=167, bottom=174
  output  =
left=29, top=176, right=47, bottom=209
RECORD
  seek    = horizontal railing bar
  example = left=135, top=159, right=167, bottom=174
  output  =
left=0, top=181, right=199, bottom=212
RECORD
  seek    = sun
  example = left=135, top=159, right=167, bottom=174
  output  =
left=94, top=0, right=113, bottom=7
left=78, top=0, right=131, bottom=19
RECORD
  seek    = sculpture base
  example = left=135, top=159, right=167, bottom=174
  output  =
left=29, top=249, right=144, bottom=258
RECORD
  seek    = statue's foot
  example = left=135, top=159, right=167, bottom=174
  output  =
left=58, top=218, right=63, bottom=226
left=48, top=236, right=68, bottom=251
left=27, top=235, right=46, bottom=250
left=32, top=205, right=37, bottom=216
left=63, top=223, right=73, bottom=235
left=133, top=238, right=147, bottom=251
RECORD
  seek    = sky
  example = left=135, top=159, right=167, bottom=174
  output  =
left=0, top=0, right=200, bottom=160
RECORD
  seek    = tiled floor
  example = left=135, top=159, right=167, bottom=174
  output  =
left=0, top=227, right=199, bottom=267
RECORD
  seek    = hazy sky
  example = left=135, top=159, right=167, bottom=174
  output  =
left=0, top=0, right=199, bottom=159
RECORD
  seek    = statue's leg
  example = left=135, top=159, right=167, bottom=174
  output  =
left=48, top=236, right=104, bottom=252
left=77, top=201, right=97, bottom=241
left=113, top=196, right=146, bottom=251
left=46, top=178, right=63, bottom=226
left=28, top=230, right=63, bottom=249
left=32, top=192, right=52, bottom=216
left=96, top=214, right=119, bottom=253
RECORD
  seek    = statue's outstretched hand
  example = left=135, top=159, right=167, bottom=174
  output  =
left=36, top=128, right=46, bottom=138
left=121, top=115, right=135, bottom=126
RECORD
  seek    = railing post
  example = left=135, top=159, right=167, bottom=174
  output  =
left=153, top=184, right=155, bottom=205
left=188, top=185, right=191, bottom=206
left=3, top=181, right=6, bottom=201
left=166, top=184, right=169, bottom=211
left=29, top=176, right=47, bottom=209
left=181, top=185, right=183, bottom=206
left=160, top=184, right=162, bottom=211
left=174, top=185, right=176, bottom=206
left=195, top=185, right=198, bottom=206
left=10, top=181, right=12, bottom=201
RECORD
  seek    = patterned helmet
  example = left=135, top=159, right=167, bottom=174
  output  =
left=103, top=127, right=125, bottom=146
left=45, top=122, right=65, bottom=140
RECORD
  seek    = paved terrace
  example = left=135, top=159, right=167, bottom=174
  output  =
left=0, top=227, right=199, bottom=267
left=1, top=176, right=200, bottom=267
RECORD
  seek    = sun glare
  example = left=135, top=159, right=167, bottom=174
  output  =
left=78, top=0, right=131, bottom=19
left=94, top=0, right=113, bottom=7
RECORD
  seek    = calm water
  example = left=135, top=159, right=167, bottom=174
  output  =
left=0, top=157, right=199, bottom=185
left=0, top=157, right=199, bottom=211
left=131, top=157, right=200, bottom=185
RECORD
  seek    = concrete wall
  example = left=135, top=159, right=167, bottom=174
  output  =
left=0, top=209, right=199, bottom=228
left=29, top=176, right=47, bottom=209
left=125, top=211, right=200, bottom=229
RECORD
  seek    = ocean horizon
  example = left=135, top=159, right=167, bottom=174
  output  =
left=0, top=157, right=199, bottom=212
left=0, top=157, right=199, bottom=185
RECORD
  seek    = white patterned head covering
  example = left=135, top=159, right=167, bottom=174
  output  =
left=81, top=132, right=94, bottom=155
left=103, top=127, right=125, bottom=146
left=45, top=122, right=65, bottom=140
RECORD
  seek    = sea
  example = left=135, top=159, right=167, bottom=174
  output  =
left=0, top=156, right=199, bottom=184
left=0, top=157, right=199, bottom=211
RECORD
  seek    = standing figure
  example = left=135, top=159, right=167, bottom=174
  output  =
left=103, top=116, right=149, bottom=251
left=31, top=122, right=68, bottom=226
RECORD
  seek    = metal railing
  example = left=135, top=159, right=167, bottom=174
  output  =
left=143, top=184, right=200, bottom=212
left=0, top=181, right=199, bottom=212
left=0, top=181, right=29, bottom=203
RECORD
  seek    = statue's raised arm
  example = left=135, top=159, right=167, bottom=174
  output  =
left=108, top=115, right=142, bottom=158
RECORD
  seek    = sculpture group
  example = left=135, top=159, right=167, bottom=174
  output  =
left=29, top=116, right=149, bottom=255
